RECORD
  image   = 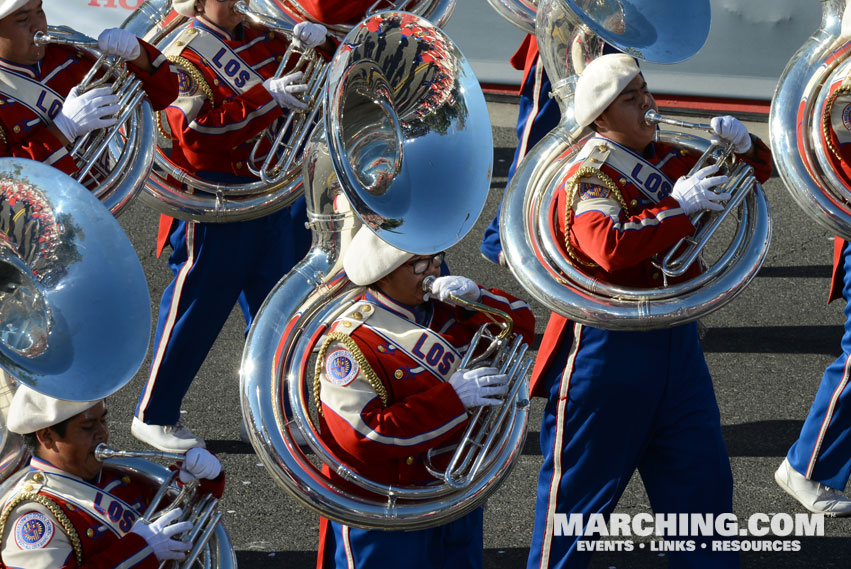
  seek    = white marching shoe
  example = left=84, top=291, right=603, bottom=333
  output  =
left=774, top=458, right=851, bottom=516
left=131, top=417, right=205, bottom=453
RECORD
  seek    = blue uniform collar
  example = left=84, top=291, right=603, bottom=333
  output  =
left=366, top=289, right=433, bottom=326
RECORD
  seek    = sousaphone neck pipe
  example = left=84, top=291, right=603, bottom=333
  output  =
left=94, top=443, right=184, bottom=462
left=644, top=109, right=713, bottom=134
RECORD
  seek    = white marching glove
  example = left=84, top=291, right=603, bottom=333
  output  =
left=53, top=86, right=120, bottom=142
left=292, top=21, right=327, bottom=50
left=263, top=71, right=308, bottom=111
left=130, top=508, right=193, bottom=561
left=97, top=28, right=141, bottom=61
left=449, top=367, right=508, bottom=409
left=179, top=447, right=222, bottom=483
left=670, top=164, right=731, bottom=216
left=429, top=275, right=480, bottom=302
left=710, top=115, right=752, bottom=154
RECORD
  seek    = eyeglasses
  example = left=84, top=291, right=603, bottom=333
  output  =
left=408, top=252, right=445, bottom=275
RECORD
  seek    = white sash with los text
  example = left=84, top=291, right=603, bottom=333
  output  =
left=574, top=136, right=676, bottom=204
left=0, top=68, right=64, bottom=124
left=178, top=27, right=266, bottom=96
left=363, top=304, right=464, bottom=381
left=34, top=471, right=142, bottom=537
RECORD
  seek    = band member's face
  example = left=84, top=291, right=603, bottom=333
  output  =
left=201, top=0, right=244, bottom=33
left=376, top=255, right=442, bottom=307
left=37, top=401, right=108, bottom=481
left=593, top=74, right=658, bottom=152
left=0, top=0, right=47, bottom=65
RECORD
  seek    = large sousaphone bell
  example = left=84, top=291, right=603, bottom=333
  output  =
left=0, top=158, right=151, bottom=485
left=500, top=0, right=772, bottom=329
left=770, top=0, right=851, bottom=238
left=240, top=12, right=523, bottom=530
left=0, top=158, right=151, bottom=400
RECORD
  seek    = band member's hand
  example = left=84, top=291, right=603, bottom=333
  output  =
left=449, top=367, right=508, bottom=409
left=710, top=115, right=752, bottom=154
left=429, top=276, right=481, bottom=302
left=263, top=72, right=309, bottom=111
left=97, top=28, right=142, bottom=61
left=179, top=447, right=222, bottom=483
left=671, top=164, right=731, bottom=216
left=130, top=508, right=193, bottom=561
left=53, top=86, right=120, bottom=142
left=292, top=21, right=328, bottom=50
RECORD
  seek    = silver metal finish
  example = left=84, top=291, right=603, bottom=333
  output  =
left=325, top=11, right=492, bottom=253
left=264, top=0, right=456, bottom=38
left=485, top=0, right=537, bottom=33
left=535, top=0, right=711, bottom=126
left=132, top=0, right=305, bottom=222
left=769, top=0, right=851, bottom=239
left=500, top=0, right=770, bottom=329
left=134, top=0, right=457, bottom=222
left=241, top=12, right=516, bottom=529
left=500, top=127, right=771, bottom=330
left=0, top=158, right=150, bottom=400
left=32, top=26, right=155, bottom=217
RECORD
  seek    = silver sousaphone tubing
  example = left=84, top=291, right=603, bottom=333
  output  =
left=240, top=11, right=518, bottom=530
left=499, top=0, right=771, bottom=329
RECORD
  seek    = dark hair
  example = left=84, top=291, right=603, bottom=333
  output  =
left=22, top=417, right=72, bottom=456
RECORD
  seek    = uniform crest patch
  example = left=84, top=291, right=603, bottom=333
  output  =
left=842, top=103, right=851, bottom=131
left=14, top=512, right=54, bottom=550
left=326, top=349, right=359, bottom=386
left=177, top=70, right=198, bottom=96
left=578, top=181, right=611, bottom=200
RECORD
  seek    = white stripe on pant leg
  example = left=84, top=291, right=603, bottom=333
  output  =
left=806, top=353, right=851, bottom=478
left=342, top=524, right=355, bottom=569
left=538, top=322, right=583, bottom=569
left=517, top=56, right=544, bottom=162
left=137, top=222, right=197, bottom=422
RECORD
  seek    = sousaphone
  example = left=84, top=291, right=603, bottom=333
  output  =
left=500, top=0, right=772, bottom=329
left=240, top=12, right=525, bottom=530
left=770, top=0, right=851, bottom=238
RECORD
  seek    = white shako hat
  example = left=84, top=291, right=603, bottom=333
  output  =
left=7, top=384, right=100, bottom=435
left=574, top=53, right=641, bottom=130
left=343, top=226, right=416, bottom=286
left=0, top=0, right=29, bottom=20
left=172, top=0, right=198, bottom=18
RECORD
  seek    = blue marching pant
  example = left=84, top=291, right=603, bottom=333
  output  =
left=787, top=240, right=851, bottom=489
left=527, top=322, right=738, bottom=569
left=135, top=197, right=311, bottom=426
left=480, top=56, right=560, bottom=265
left=322, top=508, right=483, bottom=569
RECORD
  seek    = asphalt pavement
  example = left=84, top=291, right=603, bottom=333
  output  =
left=99, top=99, right=851, bottom=568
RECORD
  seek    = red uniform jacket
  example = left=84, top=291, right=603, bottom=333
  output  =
left=0, top=42, right=177, bottom=177
left=529, top=133, right=773, bottom=396
left=317, top=287, right=534, bottom=486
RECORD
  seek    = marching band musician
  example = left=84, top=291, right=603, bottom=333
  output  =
left=132, top=0, right=331, bottom=452
left=315, top=226, right=535, bottom=569
left=774, top=85, right=851, bottom=515
left=0, top=385, right=225, bottom=569
left=526, top=54, right=773, bottom=569
left=0, top=0, right=178, bottom=176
